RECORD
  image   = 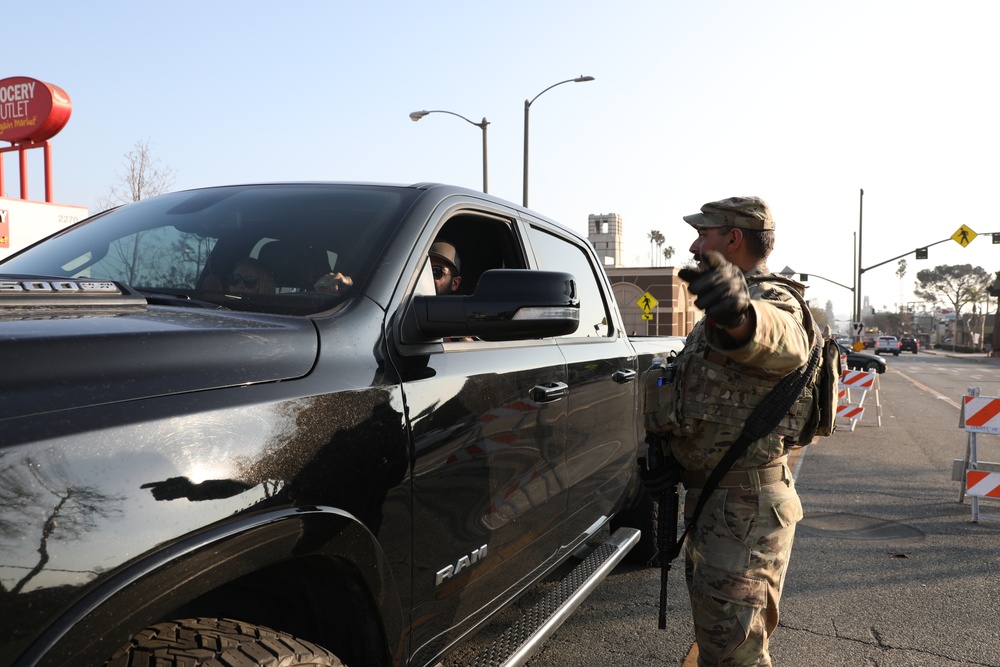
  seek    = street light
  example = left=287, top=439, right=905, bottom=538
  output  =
left=522, top=75, right=595, bottom=207
left=779, top=265, right=857, bottom=331
left=409, top=109, right=490, bottom=193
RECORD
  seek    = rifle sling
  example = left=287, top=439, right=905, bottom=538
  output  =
left=665, top=340, right=821, bottom=562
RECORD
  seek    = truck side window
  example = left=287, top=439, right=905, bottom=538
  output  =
left=526, top=226, right=611, bottom=338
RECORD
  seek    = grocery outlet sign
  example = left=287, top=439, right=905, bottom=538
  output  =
left=0, top=76, right=72, bottom=144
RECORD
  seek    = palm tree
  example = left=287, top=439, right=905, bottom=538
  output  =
left=647, top=230, right=660, bottom=267
left=662, top=246, right=675, bottom=266
left=654, top=232, right=665, bottom=267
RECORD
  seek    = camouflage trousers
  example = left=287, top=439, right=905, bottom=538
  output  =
left=683, top=462, right=802, bottom=666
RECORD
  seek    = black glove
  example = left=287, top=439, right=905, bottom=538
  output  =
left=637, top=456, right=678, bottom=499
left=677, top=250, right=750, bottom=328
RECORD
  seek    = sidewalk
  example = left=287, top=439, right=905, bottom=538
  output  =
left=921, top=347, right=1000, bottom=363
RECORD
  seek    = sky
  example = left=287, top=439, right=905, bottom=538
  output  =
left=5, top=1, right=1000, bottom=330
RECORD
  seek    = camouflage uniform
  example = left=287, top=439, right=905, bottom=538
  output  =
left=670, top=197, right=809, bottom=666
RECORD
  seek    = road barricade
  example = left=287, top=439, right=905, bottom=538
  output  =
left=837, top=369, right=882, bottom=431
left=956, top=388, right=1000, bottom=522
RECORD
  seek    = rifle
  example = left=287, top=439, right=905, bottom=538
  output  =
left=642, top=431, right=679, bottom=630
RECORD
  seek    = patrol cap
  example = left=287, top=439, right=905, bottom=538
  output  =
left=683, top=196, right=775, bottom=231
left=429, top=241, right=461, bottom=273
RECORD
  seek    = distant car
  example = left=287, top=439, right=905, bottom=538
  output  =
left=899, top=335, right=919, bottom=353
left=875, top=335, right=900, bottom=356
left=838, top=342, right=887, bottom=373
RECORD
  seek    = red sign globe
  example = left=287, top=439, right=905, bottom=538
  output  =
left=0, top=77, right=72, bottom=144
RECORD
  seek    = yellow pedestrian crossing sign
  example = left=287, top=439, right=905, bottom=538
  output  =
left=637, top=292, right=658, bottom=313
left=952, top=225, right=977, bottom=247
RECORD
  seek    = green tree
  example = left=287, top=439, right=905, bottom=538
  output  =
left=824, top=300, right=836, bottom=329
left=914, top=264, right=992, bottom=347
left=896, top=259, right=907, bottom=312
left=662, top=245, right=675, bottom=266
left=809, top=304, right=828, bottom=330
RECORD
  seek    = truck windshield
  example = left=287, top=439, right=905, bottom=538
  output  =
left=0, top=184, right=420, bottom=316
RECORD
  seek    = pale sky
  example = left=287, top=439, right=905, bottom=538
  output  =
left=5, top=1, right=1000, bottom=329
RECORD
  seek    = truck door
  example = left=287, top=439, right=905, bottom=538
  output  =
left=524, top=223, right=639, bottom=549
left=396, top=210, right=570, bottom=663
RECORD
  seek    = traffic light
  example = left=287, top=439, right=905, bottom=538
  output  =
left=916, top=247, right=928, bottom=259
left=993, top=233, right=1000, bottom=244
left=799, top=273, right=809, bottom=281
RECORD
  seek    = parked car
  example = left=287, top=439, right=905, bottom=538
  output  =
left=899, top=335, right=919, bottom=353
left=838, top=342, right=887, bottom=373
left=875, top=335, right=900, bottom=356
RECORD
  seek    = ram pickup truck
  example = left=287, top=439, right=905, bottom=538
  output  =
left=0, top=183, right=682, bottom=667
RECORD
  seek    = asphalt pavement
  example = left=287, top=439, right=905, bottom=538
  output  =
left=444, top=351, right=1000, bottom=666
left=767, top=351, right=1000, bottom=666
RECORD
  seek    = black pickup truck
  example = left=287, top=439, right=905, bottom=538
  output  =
left=0, top=183, right=681, bottom=667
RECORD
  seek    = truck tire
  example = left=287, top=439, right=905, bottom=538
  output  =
left=106, top=617, right=345, bottom=667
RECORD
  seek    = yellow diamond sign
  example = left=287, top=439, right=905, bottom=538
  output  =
left=637, top=292, right=658, bottom=313
left=952, top=224, right=977, bottom=247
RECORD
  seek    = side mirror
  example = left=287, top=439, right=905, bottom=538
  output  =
left=405, top=269, right=579, bottom=342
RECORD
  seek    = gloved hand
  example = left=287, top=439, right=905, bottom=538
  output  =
left=677, top=250, right=750, bottom=328
left=637, top=456, right=677, bottom=500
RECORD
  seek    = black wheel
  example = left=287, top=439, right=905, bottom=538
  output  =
left=612, top=487, right=662, bottom=566
left=893, top=351, right=899, bottom=356
left=106, top=618, right=345, bottom=667
left=863, top=360, right=879, bottom=372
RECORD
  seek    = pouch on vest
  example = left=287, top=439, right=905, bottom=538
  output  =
left=747, top=275, right=841, bottom=446
left=643, top=351, right=681, bottom=435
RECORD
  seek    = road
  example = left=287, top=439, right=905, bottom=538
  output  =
left=442, top=349, right=1000, bottom=666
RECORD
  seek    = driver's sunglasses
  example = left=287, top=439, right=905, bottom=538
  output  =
left=431, top=266, right=452, bottom=279
left=229, top=273, right=259, bottom=289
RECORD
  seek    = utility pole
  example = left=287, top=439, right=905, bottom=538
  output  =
left=856, top=188, right=864, bottom=340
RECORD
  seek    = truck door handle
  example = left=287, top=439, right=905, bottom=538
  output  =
left=530, top=382, right=568, bottom=403
left=611, top=369, right=637, bottom=384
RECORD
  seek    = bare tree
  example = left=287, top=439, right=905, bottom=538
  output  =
left=96, top=139, right=175, bottom=211
left=0, top=452, right=124, bottom=595
left=94, top=140, right=176, bottom=284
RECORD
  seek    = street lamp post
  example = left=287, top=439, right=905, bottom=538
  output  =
left=779, top=265, right=856, bottom=331
left=409, top=109, right=489, bottom=193
left=522, top=75, right=595, bottom=208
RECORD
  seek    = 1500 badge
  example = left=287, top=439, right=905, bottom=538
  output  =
left=0, top=279, right=121, bottom=293
left=0, top=277, right=146, bottom=310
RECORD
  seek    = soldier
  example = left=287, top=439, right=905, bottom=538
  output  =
left=657, top=196, right=810, bottom=666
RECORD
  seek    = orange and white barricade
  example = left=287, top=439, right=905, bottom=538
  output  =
left=837, top=369, right=881, bottom=430
left=958, top=388, right=1000, bottom=523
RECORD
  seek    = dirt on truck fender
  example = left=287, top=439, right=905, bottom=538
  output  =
left=0, top=182, right=665, bottom=667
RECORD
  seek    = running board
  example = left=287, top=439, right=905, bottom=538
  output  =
left=469, top=527, right=640, bottom=667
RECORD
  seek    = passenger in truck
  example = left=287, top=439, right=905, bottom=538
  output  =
left=429, top=241, right=462, bottom=295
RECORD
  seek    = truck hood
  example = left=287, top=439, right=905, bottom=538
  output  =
left=0, top=305, right=319, bottom=421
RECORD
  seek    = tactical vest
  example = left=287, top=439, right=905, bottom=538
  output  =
left=643, top=272, right=815, bottom=469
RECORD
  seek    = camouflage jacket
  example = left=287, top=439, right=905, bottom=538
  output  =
left=666, top=265, right=811, bottom=471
